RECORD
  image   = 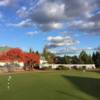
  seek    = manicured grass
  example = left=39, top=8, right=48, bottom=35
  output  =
left=0, top=70, right=100, bottom=100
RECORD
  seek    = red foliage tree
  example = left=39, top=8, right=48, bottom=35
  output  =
left=0, top=48, right=40, bottom=70
left=6, top=48, right=24, bottom=62
left=23, top=53, right=40, bottom=70
left=0, top=54, right=10, bottom=62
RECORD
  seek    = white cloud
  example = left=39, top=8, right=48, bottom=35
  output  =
left=68, top=13, right=100, bottom=34
left=20, top=0, right=100, bottom=33
left=6, top=0, right=100, bottom=33
left=48, top=22, right=63, bottom=29
left=16, top=6, right=29, bottom=18
left=0, top=0, right=11, bottom=6
left=0, top=0, right=16, bottom=6
left=31, top=1, right=66, bottom=24
left=26, top=31, right=38, bottom=37
left=94, top=46, right=100, bottom=51
left=30, top=0, right=97, bottom=22
left=39, top=22, right=64, bottom=31
left=46, top=36, right=79, bottom=49
left=68, top=20, right=95, bottom=29
left=8, top=19, right=34, bottom=28
left=51, top=47, right=93, bottom=55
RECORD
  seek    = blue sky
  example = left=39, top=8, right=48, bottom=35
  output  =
left=0, top=0, right=100, bottom=55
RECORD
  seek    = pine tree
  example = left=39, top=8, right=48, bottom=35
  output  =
left=29, top=48, right=33, bottom=53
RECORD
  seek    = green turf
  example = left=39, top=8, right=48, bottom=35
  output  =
left=0, top=70, right=100, bottom=100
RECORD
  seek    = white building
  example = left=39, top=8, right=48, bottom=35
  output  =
left=39, top=56, right=96, bottom=70
left=0, top=61, right=24, bottom=67
left=0, top=60, right=24, bottom=72
left=39, top=56, right=48, bottom=68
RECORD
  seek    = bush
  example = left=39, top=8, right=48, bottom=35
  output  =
left=34, top=64, right=39, bottom=69
left=40, top=66, right=51, bottom=70
left=82, top=66, right=86, bottom=70
left=56, top=65, right=69, bottom=70
left=72, top=66, right=78, bottom=70
left=48, top=66, right=52, bottom=69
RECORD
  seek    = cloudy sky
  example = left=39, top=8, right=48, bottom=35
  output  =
left=0, top=0, right=100, bottom=54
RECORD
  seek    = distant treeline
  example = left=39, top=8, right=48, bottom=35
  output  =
left=43, top=48, right=100, bottom=68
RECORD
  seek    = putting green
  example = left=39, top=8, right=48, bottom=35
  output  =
left=0, top=70, right=100, bottom=100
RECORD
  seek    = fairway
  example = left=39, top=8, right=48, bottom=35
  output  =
left=0, top=71, right=100, bottom=100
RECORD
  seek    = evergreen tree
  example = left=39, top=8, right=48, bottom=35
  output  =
left=64, top=56, right=71, bottom=64
left=42, top=47, right=55, bottom=64
left=29, top=48, right=33, bottom=53
left=79, top=51, right=88, bottom=64
left=92, top=52, right=100, bottom=67
left=79, top=50, right=93, bottom=64
left=88, top=55, right=94, bottom=64
left=36, top=51, right=39, bottom=55
left=71, top=56, right=81, bottom=64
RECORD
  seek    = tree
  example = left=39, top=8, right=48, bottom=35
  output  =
left=79, top=51, right=94, bottom=64
left=42, top=47, right=55, bottom=64
left=54, top=56, right=65, bottom=64
left=71, top=56, right=81, bottom=64
left=88, top=55, right=94, bottom=64
left=92, top=52, right=96, bottom=64
left=0, top=48, right=40, bottom=71
left=42, top=47, right=48, bottom=60
left=6, top=48, right=24, bottom=62
left=92, top=52, right=100, bottom=67
left=23, top=53, right=40, bottom=70
left=29, top=48, right=33, bottom=53
left=36, top=51, right=39, bottom=55
left=64, top=56, right=71, bottom=64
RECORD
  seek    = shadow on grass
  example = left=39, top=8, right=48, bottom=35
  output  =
left=56, top=90, right=86, bottom=100
left=61, top=75, right=100, bottom=100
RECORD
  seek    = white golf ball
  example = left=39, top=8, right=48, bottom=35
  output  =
left=7, top=86, right=10, bottom=89
left=8, top=82, right=10, bottom=85
left=8, top=76, right=12, bottom=79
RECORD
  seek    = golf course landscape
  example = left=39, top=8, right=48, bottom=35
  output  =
left=0, top=70, right=100, bottom=100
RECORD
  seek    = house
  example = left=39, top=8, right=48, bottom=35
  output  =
left=0, top=59, right=24, bottom=72
left=39, top=56, right=48, bottom=68
left=0, top=48, right=40, bottom=72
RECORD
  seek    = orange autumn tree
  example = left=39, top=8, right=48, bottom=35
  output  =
left=0, top=54, right=11, bottom=62
left=6, top=48, right=24, bottom=62
left=0, top=48, right=40, bottom=70
left=23, top=53, right=40, bottom=70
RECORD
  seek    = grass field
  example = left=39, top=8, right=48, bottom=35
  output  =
left=0, top=70, right=100, bottom=100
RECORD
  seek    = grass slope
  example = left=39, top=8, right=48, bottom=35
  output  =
left=0, top=70, right=100, bottom=100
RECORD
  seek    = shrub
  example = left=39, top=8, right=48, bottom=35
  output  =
left=82, top=66, right=86, bottom=70
left=72, top=66, right=78, bottom=70
left=48, top=66, right=52, bottom=69
left=34, top=64, right=39, bottom=69
left=56, top=65, right=69, bottom=70
left=40, top=67, right=51, bottom=70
